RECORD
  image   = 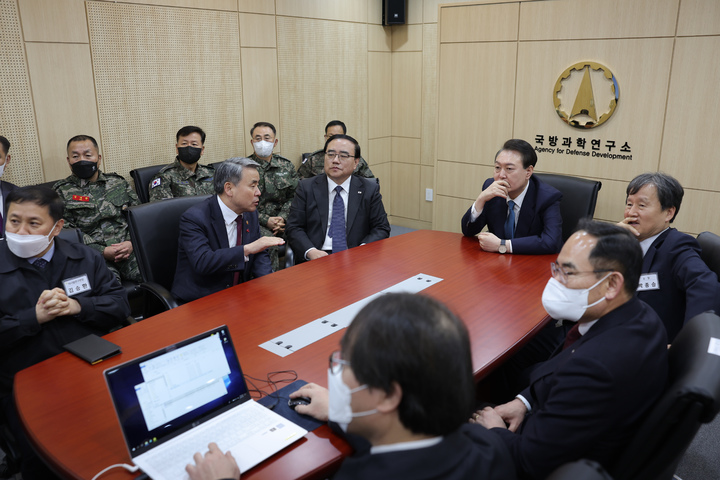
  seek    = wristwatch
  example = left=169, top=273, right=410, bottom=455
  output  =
left=499, top=239, right=507, bottom=254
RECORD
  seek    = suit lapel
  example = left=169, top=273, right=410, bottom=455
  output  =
left=346, top=176, right=363, bottom=232
left=314, top=175, right=330, bottom=235
left=209, top=197, right=230, bottom=249
left=515, top=177, right=537, bottom=238
left=642, top=229, right=669, bottom=272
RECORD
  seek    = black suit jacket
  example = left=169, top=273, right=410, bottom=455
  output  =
left=638, top=228, right=720, bottom=342
left=171, top=196, right=271, bottom=303
left=461, top=175, right=562, bottom=255
left=0, top=180, right=19, bottom=238
left=491, top=297, right=668, bottom=479
left=286, top=174, right=390, bottom=262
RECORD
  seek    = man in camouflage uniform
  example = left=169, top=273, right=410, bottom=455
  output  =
left=297, top=120, right=374, bottom=179
left=248, top=121, right=298, bottom=271
left=148, top=125, right=215, bottom=202
left=53, top=135, right=141, bottom=283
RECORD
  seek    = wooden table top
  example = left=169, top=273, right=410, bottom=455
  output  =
left=14, top=230, right=553, bottom=479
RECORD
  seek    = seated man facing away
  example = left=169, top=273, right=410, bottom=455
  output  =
left=472, top=220, right=668, bottom=479
left=618, top=172, right=720, bottom=342
left=54, top=134, right=142, bottom=283
left=171, top=158, right=284, bottom=303
left=286, top=134, right=390, bottom=262
left=0, top=186, right=129, bottom=480
left=297, top=120, right=374, bottom=179
left=148, top=125, right=215, bottom=202
left=461, top=138, right=562, bottom=255
left=186, top=293, right=516, bottom=480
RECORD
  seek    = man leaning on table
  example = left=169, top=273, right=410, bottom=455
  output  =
left=461, top=138, right=562, bottom=254
left=286, top=134, right=390, bottom=262
left=0, top=186, right=129, bottom=480
left=171, top=158, right=283, bottom=303
left=186, top=293, right=516, bottom=480
left=472, top=220, right=668, bottom=479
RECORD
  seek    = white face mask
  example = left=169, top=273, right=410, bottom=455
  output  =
left=541, top=274, right=611, bottom=322
left=327, top=367, right=378, bottom=432
left=5, top=222, right=58, bottom=258
left=252, top=140, right=274, bottom=158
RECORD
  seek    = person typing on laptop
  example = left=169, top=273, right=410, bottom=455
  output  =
left=187, top=293, right=516, bottom=480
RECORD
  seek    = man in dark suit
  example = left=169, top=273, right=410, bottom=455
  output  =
left=0, top=135, right=19, bottom=238
left=171, top=158, right=283, bottom=303
left=473, top=220, right=668, bottom=479
left=187, top=294, right=516, bottom=480
left=461, top=139, right=562, bottom=255
left=618, top=172, right=720, bottom=342
left=286, top=134, right=390, bottom=262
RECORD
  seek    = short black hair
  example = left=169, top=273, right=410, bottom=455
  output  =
left=213, top=157, right=259, bottom=195
left=495, top=138, right=537, bottom=169
left=67, top=135, right=99, bottom=152
left=626, top=172, right=684, bottom=223
left=325, top=120, right=347, bottom=134
left=341, top=293, right=475, bottom=436
left=6, top=186, right=64, bottom=223
left=0, top=135, right=10, bottom=156
left=576, top=219, right=642, bottom=295
left=176, top=125, right=206, bottom=144
left=323, top=134, right=360, bottom=159
left=250, top=122, right=276, bottom=137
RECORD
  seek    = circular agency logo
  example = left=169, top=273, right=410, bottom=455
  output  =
left=553, top=61, right=619, bottom=129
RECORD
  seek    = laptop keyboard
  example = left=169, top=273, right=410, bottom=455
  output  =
left=142, top=403, right=276, bottom=479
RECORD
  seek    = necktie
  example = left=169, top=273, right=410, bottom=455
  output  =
left=504, top=200, right=516, bottom=239
left=562, top=323, right=582, bottom=350
left=233, top=215, right=242, bottom=285
left=330, top=186, right=347, bottom=253
left=33, top=258, right=49, bottom=271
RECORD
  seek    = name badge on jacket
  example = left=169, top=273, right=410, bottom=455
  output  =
left=63, top=274, right=91, bottom=296
left=637, top=273, right=660, bottom=292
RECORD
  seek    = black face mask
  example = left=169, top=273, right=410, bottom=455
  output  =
left=71, top=160, right=98, bottom=179
left=177, top=146, right=202, bottom=164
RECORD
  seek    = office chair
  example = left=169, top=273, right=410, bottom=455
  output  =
left=533, top=173, right=602, bottom=242
left=697, top=231, right=720, bottom=278
left=128, top=164, right=166, bottom=203
left=549, top=311, right=720, bottom=480
left=546, top=459, right=614, bottom=480
left=56, top=227, right=83, bottom=243
left=126, top=195, right=211, bottom=318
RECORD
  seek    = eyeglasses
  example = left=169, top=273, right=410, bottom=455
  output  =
left=550, top=262, right=613, bottom=285
left=329, top=350, right=350, bottom=374
left=325, top=151, right=354, bottom=160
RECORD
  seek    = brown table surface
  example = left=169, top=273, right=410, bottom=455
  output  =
left=14, top=230, right=553, bottom=480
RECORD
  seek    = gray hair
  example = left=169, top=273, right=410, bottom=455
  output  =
left=626, top=172, right=684, bottom=223
left=213, top=157, right=260, bottom=195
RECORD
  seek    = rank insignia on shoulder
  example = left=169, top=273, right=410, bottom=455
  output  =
left=72, top=195, right=90, bottom=202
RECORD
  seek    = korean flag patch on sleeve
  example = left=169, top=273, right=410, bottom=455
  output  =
left=151, top=178, right=161, bottom=189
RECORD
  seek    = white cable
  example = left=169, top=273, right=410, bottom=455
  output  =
left=91, top=462, right=140, bottom=480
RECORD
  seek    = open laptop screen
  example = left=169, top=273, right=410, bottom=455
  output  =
left=105, top=325, right=251, bottom=457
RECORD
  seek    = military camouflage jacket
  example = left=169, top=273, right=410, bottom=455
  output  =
left=249, top=153, right=299, bottom=228
left=148, top=158, right=215, bottom=202
left=297, top=149, right=375, bottom=179
left=53, top=171, right=138, bottom=253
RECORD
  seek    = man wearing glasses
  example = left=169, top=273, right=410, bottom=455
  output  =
left=286, top=134, right=389, bottom=262
left=297, top=120, right=375, bottom=180
left=187, top=294, right=516, bottom=480
left=472, top=220, right=668, bottom=479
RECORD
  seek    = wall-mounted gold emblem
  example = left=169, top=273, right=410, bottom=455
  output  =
left=553, top=62, right=618, bottom=129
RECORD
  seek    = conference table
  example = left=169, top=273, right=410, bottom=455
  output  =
left=14, top=230, right=554, bottom=480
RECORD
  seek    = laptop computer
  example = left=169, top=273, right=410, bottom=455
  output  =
left=104, top=325, right=308, bottom=480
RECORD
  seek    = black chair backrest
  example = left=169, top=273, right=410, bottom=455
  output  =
left=57, top=227, right=83, bottom=243
left=129, top=164, right=166, bottom=203
left=533, top=173, right=602, bottom=242
left=610, top=311, right=720, bottom=480
left=697, top=231, right=720, bottom=278
left=209, top=161, right=224, bottom=170
left=547, top=460, right=614, bottom=480
left=126, top=195, right=211, bottom=290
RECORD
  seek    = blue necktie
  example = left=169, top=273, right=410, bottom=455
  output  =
left=330, top=186, right=347, bottom=253
left=504, top=200, right=516, bottom=239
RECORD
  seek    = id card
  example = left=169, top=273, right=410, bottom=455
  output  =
left=637, top=273, right=659, bottom=292
left=62, top=274, right=91, bottom=297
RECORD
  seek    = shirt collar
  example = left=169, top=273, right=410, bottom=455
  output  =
left=216, top=195, right=241, bottom=225
left=369, top=436, right=443, bottom=455
left=327, top=175, right=352, bottom=195
left=578, top=318, right=599, bottom=335
left=509, top=178, right=530, bottom=210
left=639, top=227, right=668, bottom=256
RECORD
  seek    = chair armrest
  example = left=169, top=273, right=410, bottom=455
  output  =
left=138, top=281, right=179, bottom=318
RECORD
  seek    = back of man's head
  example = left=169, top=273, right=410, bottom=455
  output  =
left=213, top=157, right=259, bottom=194
left=340, top=293, right=475, bottom=436
left=576, top=219, right=642, bottom=296
left=6, top=186, right=64, bottom=222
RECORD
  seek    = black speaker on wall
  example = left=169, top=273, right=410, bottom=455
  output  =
left=383, top=0, right=406, bottom=25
